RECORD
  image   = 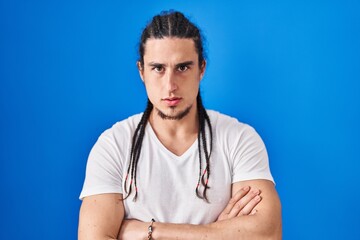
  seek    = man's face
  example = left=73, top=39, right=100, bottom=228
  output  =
left=139, top=37, right=205, bottom=120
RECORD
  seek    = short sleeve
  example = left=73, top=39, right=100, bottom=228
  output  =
left=79, top=131, right=124, bottom=199
left=231, top=125, right=274, bottom=184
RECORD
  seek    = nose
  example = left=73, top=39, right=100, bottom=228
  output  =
left=165, top=71, right=178, bottom=92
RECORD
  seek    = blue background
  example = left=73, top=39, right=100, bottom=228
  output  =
left=1, top=0, right=359, bottom=239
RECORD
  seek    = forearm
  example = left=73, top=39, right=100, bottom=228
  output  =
left=153, top=215, right=280, bottom=240
left=121, top=214, right=281, bottom=240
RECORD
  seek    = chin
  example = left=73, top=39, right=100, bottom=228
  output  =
left=156, top=105, right=192, bottom=120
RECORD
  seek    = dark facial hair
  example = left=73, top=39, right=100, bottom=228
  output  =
left=156, top=105, right=192, bottom=120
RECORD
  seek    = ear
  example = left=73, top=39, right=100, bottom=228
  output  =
left=199, top=60, right=206, bottom=80
left=137, top=61, right=144, bottom=82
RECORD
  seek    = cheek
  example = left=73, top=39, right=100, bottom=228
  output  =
left=188, top=77, right=201, bottom=91
left=144, top=80, right=161, bottom=99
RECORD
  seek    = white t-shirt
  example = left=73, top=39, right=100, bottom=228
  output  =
left=80, top=110, right=274, bottom=224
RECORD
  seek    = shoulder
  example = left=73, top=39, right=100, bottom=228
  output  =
left=85, top=113, right=143, bottom=169
left=90, top=113, right=143, bottom=153
left=206, top=109, right=265, bottom=152
left=79, top=114, right=144, bottom=200
left=206, top=109, right=255, bottom=135
left=101, top=113, right=143, bottom=139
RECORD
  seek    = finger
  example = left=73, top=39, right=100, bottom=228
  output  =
left=238, top=195, right=262, bottom=216
left=221, top=186, right=250, bottom=215
left=250, top=208, right=258, bottom=215
left=217, top=186, right=251, bottom=221
left=226, top=188, right=260, bottom=218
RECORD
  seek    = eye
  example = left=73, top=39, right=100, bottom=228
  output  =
left=178, top=65, right=189, bottom=72
left=153, top=66, right=164, bottom=73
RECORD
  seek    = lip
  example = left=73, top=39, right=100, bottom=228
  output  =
left=163, top=97, right=182, bottom=106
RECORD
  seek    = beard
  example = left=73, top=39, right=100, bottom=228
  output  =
left=156, top=105, right=192, bottom=120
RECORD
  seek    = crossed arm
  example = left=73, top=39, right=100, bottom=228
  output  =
left=78, top=179, right=281, bottom=240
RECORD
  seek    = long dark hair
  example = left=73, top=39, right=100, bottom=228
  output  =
left=124, top=11, right=213, bottom=202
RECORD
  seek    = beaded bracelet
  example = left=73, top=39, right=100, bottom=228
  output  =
left=147, top=218, right=155, bottom=240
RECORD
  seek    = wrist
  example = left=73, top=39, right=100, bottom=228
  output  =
left=151, top=221, right=164, bottom=240
left=151, top=222, right=210, bottom=240
left=147, top=219, right=155, bottom=239
left=151, top=221, right=162, bottom=240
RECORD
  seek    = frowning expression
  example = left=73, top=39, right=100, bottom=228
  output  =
left=138, top=37, right=205, bottom=120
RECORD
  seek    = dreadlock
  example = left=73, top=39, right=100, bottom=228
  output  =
left=123, top=99, right=153, bottom=201
left=124, top=10, right=213, bottom=202
left=195, top=94, right=213, bottom=202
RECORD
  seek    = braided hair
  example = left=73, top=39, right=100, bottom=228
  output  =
left=124, top=11, right=213, bottom=202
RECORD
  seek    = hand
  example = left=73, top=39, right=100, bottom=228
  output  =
left=216, top=186, right=262, bottom=221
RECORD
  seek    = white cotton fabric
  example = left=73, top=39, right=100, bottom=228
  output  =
left=79, top=110, right=274, bottom=224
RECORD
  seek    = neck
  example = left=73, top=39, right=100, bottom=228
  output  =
left=149, top=104, right=199, bottom=138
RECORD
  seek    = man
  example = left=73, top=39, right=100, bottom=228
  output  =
left=78, top=11, right=281, bottom=239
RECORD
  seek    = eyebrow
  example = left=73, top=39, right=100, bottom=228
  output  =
left=148, top=62, right=165, bottom=68
left=175, top=61, right=194, bottom=68
left=147, top=61, right=194, bottom=68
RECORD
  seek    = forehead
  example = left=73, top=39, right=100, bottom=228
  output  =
left=143, top=38, right=198, bottom=63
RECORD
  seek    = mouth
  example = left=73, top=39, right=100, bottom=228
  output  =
left=162, top=97, right=182, bottom=106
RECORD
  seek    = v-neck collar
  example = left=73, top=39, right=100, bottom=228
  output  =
left=146, top=123, right=198, bottom=160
